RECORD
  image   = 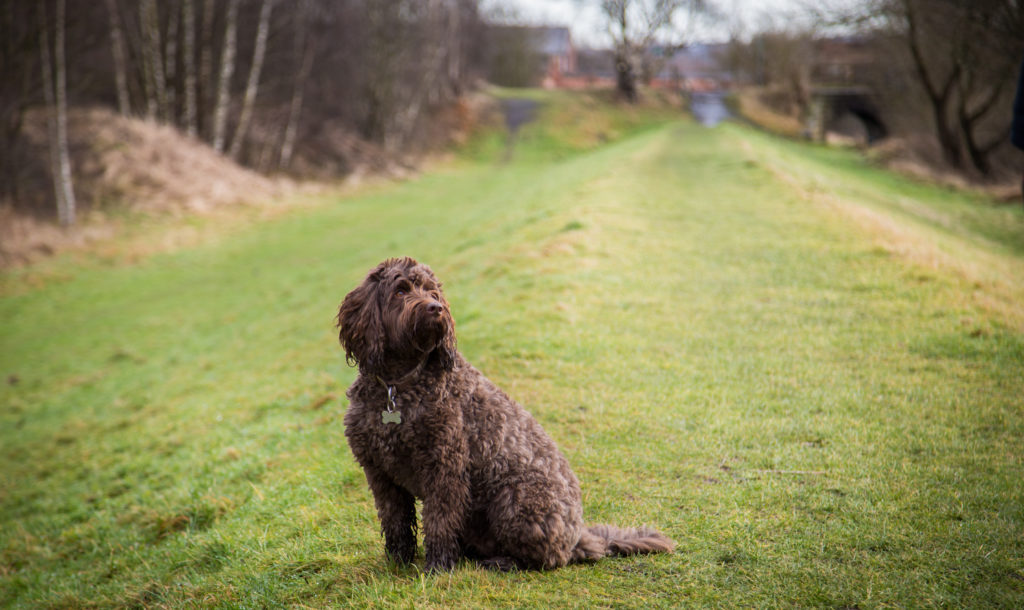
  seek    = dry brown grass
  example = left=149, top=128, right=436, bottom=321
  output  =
left=868, top=136, right=1023, bottom=201
left=2, top=107, right=290, bottom=267
left=733, top=87, right=805, bottom=139
left=1, top=94, right=500, bottom=268
left=29, top=107, right=279, bottom=212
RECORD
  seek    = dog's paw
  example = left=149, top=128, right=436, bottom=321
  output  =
left=478, top=556, right=520, bottom=572
left=384, top=531, right=416, bottom=565
left=385, top=541, right=416, bottom=565
left=424, top=552, right=457, bottom=573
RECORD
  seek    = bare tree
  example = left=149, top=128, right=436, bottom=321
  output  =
left=726, top=26, right=815, bottom=117
left=391, top=0, right=449, bottom=147
left=445, top=0, right=462, bottom=96
left=212, top=0, right=240, bottom=153
left=182, top=0, right=198, bottom=136
left=1, top=0, right=489, bottom=223
left=278, top=45, right=314, bottom=168
left=0, top=4, right=33, bottom=204
left=596, top=0, right=707, bottom=101
left=849, top=0, right=1024, bottom=175
left=198, top=0, right=217, bottom=139
left=900, top=0, right=962, bottom=167
left=51, top=0, right=73, bottom=222
left=228, top=0, right=273, bottom=160
left=356, top=0, right=478, bottom=148
left=103, top=0, right=132, bottom=116
left=38, top=0, right=76, bottom=226
left=948, top=1, right=1023, bottom=175
left=140, top=0, right=168, bottom=120
left=165, top=0, right=180, bottom=121
left=38, top=2, right=61, bottom=219
left=279, top=0, right=315, bottom=169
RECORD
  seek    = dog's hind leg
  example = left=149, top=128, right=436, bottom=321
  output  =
left=570, top=527, right=610, bottom=563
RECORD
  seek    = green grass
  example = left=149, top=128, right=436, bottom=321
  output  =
left=2, top=91, right=1023, bottom=607
left=460, top=87, right=683, bottom=165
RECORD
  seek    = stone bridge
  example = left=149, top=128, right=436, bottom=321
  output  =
left=806, top=86, right=888, bottom=145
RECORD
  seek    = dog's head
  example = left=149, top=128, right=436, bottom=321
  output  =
left=336, top=257, right=456, bottom=373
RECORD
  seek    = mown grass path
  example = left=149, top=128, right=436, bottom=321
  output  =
left=2, top=108, right=1023, bottom=607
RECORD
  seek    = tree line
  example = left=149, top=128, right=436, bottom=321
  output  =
left=864, top=0, right=1023, bottom=176
left=1, top=0, right=484, bottom=225
left=724, top=0, right=1023, bottom=178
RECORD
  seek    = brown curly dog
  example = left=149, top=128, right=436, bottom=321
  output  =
left=337, top=257, right=674, bottom=572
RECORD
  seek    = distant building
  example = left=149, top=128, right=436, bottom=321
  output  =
left=563, top=42, right=733, bottom=92
left=485, top=23, right=733, bottom=92
left=651, top=43, right=732, bottom=91
left=484, top=25, right=576, bottom=88
left=556, top=48, right=616, bottom=89
left=535, top=26, right=576, bottom=87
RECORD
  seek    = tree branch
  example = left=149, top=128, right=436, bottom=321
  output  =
left=978, top=126, right=1011, bottom=156
left=966, top=78, right=1009, bottom=125
left=902, top=0, right=940, bottom=102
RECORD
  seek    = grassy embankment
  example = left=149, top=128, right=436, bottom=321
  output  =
left=2, top=89, right=1022, bottom=607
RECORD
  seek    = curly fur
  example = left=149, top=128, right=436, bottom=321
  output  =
left=337, top=257, right=675, bottom=571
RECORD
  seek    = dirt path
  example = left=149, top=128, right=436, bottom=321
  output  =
left=498, top=97, right=539, bottom=161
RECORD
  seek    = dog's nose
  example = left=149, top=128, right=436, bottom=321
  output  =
left=427, top=301, right=443, bottom=315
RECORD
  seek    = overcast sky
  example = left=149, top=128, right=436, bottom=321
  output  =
left=484, top=0, right=851, bottom=47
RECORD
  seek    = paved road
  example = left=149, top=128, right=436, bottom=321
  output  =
left=690, top=92, right=730, bottom=127
left=499, top=98, right=539, bottom=133
left=498, top=97, right=540, bottom=162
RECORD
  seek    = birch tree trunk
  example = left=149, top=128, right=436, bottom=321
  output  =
left=39, top=0, right=76, bottom=226
left=139, top=4, right=157, bottom=118
left=38, top=1, right=62, bottom=220
left=140, top=0, right=168, bottom=120
left=54, top=0, right=75, bottom=225
left=446, top=0, right=462, bottom=96
left=212, top=0, right=240, bottom=153
left=198, top=0, right=215, bottom=137
left=392, top=3, right=446, bottom=148
left=279, top=33, right=314, bottom=169
left=103, top=0, right=132, bottom=116
left=183, top=0, right=198, bottom=136
left=165, top=1, right=180, bottom=122
left=228, top=0, right=273, bottom=160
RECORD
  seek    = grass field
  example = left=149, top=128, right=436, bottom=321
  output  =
left=2, top=91, right=1023, bottom=608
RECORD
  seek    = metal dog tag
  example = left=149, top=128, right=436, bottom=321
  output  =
left=381, top=384, right=401, bottom=424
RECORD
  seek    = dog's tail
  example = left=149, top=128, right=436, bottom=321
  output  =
left=571, top=524, right=675, bottom=563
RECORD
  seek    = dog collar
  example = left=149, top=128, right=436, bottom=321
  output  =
left=373, top=356, right=429, bottom=425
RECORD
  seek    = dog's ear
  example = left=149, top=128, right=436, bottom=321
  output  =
left=437, top=327, right=457, bottom=371
left=337, top=269, right=385, bottom=371
left=436, top=291, right=457, bottom=372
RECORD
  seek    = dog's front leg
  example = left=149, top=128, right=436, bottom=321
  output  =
left=418, top=443, right=470, bottom=572
left=363, top=464, right=417, bottom=565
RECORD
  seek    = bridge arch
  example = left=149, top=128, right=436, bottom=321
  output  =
left=807, top=87, right=887, bottom=145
